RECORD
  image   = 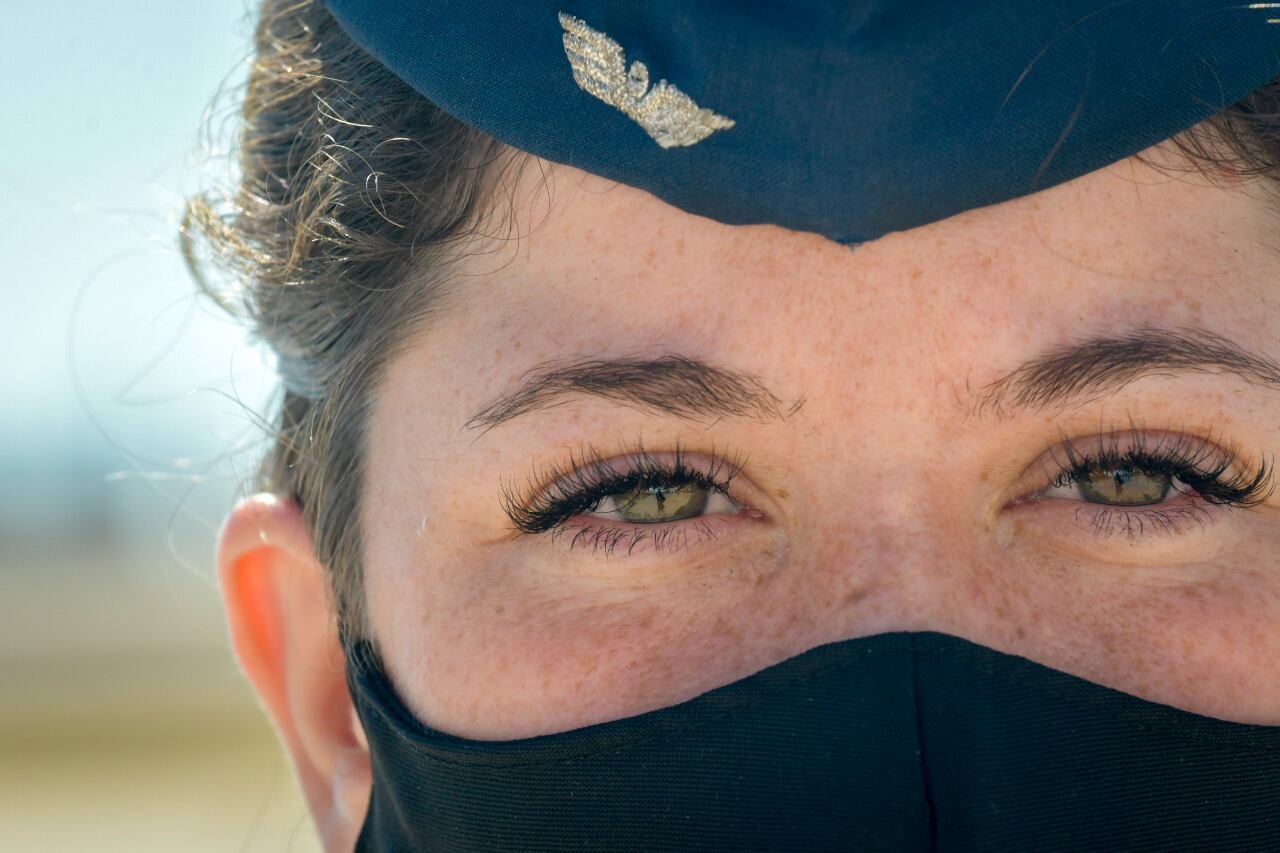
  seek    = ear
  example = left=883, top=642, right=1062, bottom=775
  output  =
left=217, top=494, right=371, bottom=853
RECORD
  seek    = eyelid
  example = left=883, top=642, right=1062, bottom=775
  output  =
left=1008, top=426, right=1259, bottom=505
left=500, top=440, right=755, bottom=536
left=1002, top=423, right=1274, bottom=550
left=545, top=474, right=768, bottom=559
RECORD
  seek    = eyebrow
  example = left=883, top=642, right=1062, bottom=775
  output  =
left=970, top=326, right=1280, bottom=420
left=465, top=354, right=800, bottom=433
left=465, top=327, right=1279, bottom=431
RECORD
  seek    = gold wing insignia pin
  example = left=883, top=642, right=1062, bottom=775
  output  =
left=1246, top=3, right=1280, bottom=22
left=558, top=11, right=735, bottom=149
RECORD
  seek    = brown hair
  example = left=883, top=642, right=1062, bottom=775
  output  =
left=183, top=0, right=1280, bottom=639
left=182, top=0, right=529, bottom=637
left=1137, top=77, right=1280, bottom=212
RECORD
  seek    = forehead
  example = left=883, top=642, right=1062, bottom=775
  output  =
left=426, top=149, right=1278, bottom=399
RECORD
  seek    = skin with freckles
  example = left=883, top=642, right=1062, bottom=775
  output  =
left=345, top=143, right=1280, bottom=744
left=219, top=143, right=1280, bottom=853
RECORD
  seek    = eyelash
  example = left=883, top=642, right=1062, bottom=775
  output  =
left=1026, top=427, right=1275, bottom=539
left=502, top=428, right=1276, bottom=555
left=500, top=440, right=749, bottom=555
left=1044, top=428, right=1273, bottom=508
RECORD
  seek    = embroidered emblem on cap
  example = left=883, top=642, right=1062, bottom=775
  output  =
left=558, top=12, right=735, bottom=149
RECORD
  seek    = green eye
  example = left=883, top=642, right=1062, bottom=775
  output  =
left=605, top=482, right=710, bottom=523
left=1076, top=466, right=1172, bottom=506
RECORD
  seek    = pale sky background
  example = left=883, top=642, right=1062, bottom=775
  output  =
left=0, top=2, right=317, bottom=849
left=1, top=0, right=275, bottom=545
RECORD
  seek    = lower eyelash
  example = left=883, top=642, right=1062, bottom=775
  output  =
left=551, top=518, right=722, bottom=557
left=1069, top=502, right=1215, bottom=541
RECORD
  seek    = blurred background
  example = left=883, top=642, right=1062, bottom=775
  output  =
left=1, top=2, right=320, bottom=849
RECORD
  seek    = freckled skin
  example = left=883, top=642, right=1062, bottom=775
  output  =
left=363, top=147, right=1280, bottom=741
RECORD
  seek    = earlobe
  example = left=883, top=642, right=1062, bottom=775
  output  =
left=217, top=494, right=371, bottom=852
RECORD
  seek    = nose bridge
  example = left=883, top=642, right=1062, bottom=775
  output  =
left=818, top=370, right=954, bottom=517
left=804, top=509, right=955, bottom=646
left=798, top=410, right=972, bottom=640
left=788, top=287, right=978, bottom=636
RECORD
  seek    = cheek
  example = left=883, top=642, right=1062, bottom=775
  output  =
left=935, top=517, right=1280, bottom=726
left=371, top=531, right=854, bottom=741
left=367, top=502, right=952, bottom=742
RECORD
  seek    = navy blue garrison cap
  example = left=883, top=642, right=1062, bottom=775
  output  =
left=321, top=1, right=1280, bottom=245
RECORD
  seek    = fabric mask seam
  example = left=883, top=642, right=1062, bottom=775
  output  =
left=910, top=634, right=940, bottom=850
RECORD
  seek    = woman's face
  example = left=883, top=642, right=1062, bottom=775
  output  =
left=361, top=147, right=1280, bottom=741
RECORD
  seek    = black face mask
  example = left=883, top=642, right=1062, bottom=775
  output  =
left=345, top=631, right=1280, bottom=852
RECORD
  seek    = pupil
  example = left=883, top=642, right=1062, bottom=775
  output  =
left=1077, top=464, right=1170, bottom=506
left=612, top=482, right=708, bottom=523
